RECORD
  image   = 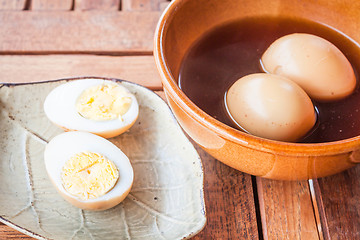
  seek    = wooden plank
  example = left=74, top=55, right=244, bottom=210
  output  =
left=76, top=0, right=120, bottom=11
left=0, top=0, right=26, bottom=10
left=0, top=224, right=33, bottom=239
left=122, top=0, right=154, bottom=11
left=192, top=144, right=259, bottom=239
left=155, top=90, right=165, bottom=100
left=0, top=55, right=162, bottom=89
left=257, top=178, right=319, bottom=239
left=31, top=0, right=73, bottom=10
left=313, top=164, right=360, bottom=239
left=122, top=0, right=169, bottom=11
left=153, top=92, right=260, bottom=238
left=0, top=11, right=160, bottom=53
left=159, top=1, right=170, bottom=12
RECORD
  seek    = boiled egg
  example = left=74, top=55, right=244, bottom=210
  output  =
left=261, top=33, right=356, bottom=101
left=44, top=79, right=139, bottom=138
left=44, top=131, right=134, bottom=210
left=225, top=73, right=316, bottom=142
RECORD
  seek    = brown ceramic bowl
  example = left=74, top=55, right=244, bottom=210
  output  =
left=154, top=0, right=360, bottom=180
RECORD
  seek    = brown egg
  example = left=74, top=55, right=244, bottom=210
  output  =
left=261, top=33, right=356, bottom=101
left=225, top=73, right=316, bottom=142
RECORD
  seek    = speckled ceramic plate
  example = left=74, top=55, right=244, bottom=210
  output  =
left=0, top=77, right=206, bottom=240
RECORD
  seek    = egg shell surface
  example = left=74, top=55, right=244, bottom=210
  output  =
left=261, top=33, right=356, bottom=101
left=43, top=79, right=139, bottom=138
left=44, top=131, right=134, bottom=210
left=226, top=73, right=317, bottom=142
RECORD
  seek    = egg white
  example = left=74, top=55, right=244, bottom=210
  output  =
left=43, top=79, right=139, bottom=138
left=44, top=131, right=134, bottom=210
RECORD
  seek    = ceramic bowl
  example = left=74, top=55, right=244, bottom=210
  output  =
left=154, top=0, right=360, bottom=180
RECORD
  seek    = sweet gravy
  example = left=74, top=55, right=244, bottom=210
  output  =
left=178, top=17, right=360, bottom=143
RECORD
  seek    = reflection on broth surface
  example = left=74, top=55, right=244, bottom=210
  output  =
left=178, top=17, right=360, bottom=143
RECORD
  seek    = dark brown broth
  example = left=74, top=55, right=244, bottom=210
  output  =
left=178, top=17, right=360, bottom=143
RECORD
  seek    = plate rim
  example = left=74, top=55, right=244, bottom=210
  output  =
left=0, top=76, right=207, bottom=240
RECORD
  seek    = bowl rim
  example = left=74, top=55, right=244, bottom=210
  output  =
left=153, top=0, right=360, bottom=155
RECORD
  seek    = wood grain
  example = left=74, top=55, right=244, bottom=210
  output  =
left=2, top=1, right=359, bottom=239
left=0, top=55, right=162, bottom=89
left=0, top=1, right=259, bottom=239
left=0, top=224, right=33, bottom=239
left=159, top=1, right=169, bottom=11
left=0, top=94, right=261, bottom=240
left=156, top=92, right=260, bottom=239
left=76, top=0, right=120, bottom=10
left=0, top=11, right=160, bottom=53
left=191, top=144, right=259, bottom=240
left=31, top=0, right=73, bottom=10
left=122, top=0, right=169, bottom=11
left=257, top=178, right=319, bottom=240
left=0, top=0, right=26, bottom=10
left=314, top=164, right=360, bottom=239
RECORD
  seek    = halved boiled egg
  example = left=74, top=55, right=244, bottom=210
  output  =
left=44, top=131, right=134, bottom=211
left=44, top=79, right=139, bottom=138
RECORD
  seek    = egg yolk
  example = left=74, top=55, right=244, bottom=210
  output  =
left=61, top=151, right=119, bottom=200
left=76, top=83, right=132, bottom=121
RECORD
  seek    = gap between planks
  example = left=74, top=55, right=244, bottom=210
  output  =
left=309, top=179, right=328, bottom=240
left=312, top=165, right=360, bottom=239
left=0, top=0, right=170, bottom=11
left=256, top=177, right=322, bottom=240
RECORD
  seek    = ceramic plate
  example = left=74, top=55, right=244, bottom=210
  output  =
left=0, top=78, right=206, bottom=240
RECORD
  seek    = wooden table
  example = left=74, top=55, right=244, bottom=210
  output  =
left=0, top=0, right=359, bottom=239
